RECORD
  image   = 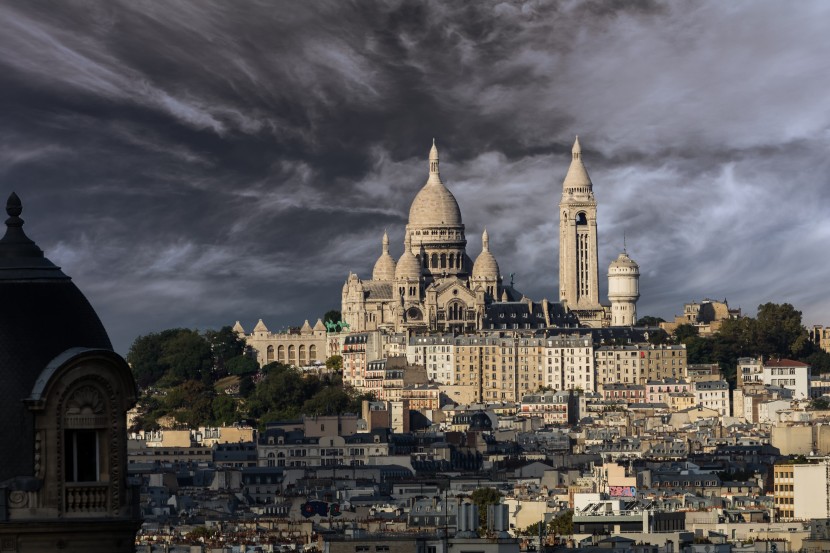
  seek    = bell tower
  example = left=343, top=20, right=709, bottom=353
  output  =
left=559, top=137, right=602, bottom=319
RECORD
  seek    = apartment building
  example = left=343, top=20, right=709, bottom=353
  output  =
left=774, top=462, right=830, bottom=521
left=694, top=380, right=730, bottom=417
left=407, top=333, right=456, bottom=384
left=595, top=345, right=648, bottom=386
left=544, top=334, right=595, bottom=392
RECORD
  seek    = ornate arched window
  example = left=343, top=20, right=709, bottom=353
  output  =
left=278, top=345, right=285, bottom=363
left=288, top=345, right=296, bottom=365
left=266, top=345, right=275, bottom=363
left=309, top=345, right=318, bottom=361
left=24, top=350, right=137, bottom=521
left=299, top=345, right=307, bottom=365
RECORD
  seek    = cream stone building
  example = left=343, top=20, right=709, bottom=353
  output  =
left=341, top=138, right=641, bottom=333
left=236, top=318, right=339, bottom=368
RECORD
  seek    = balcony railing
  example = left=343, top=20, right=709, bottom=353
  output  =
left=65, top=482, right=109, bottom=514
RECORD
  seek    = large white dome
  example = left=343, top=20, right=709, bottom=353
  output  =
left=408, top=140, right=462, bottom=227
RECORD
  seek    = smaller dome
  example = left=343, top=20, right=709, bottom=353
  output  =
left=372, top=231, right=397, bottom=280
left=472, top=229, right=500, bottom=280
left=396, top=235, right=421, bottom=280
left=610, top=251, right=639, bottom=272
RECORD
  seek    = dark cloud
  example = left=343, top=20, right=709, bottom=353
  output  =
left=1, top=0, right=829, bottom=353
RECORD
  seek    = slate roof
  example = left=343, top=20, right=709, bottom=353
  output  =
left=363, top=282, right=393, bottom=300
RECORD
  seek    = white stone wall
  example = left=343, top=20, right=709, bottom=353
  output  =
left=794, top=463, right=830, bottom=519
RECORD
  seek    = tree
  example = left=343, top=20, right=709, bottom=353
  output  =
left=302, top=387, right=352, bottom=416
left=324, top=310, right=342, bottom=324
left=647, top=329, right=670, bottom=345
left=325, top=355, right=343, bottom=371
left=246, top=365, right=323, bottom=422
left=238, top=376, right=255, bottom=398
left=261, top=361, right=290, bottom=374
left=165, top=379, right=215, bottom=428
left=637, top=316, right=665, bottom=327
left=158, top=329, right=213, bottom=385
left=549, top=509, right=573, bottom=536
left=803, top=350, right=830, bottom=374
left=225, top=355, right=259, bottom=376
left=470, top=487, right=502, bottom=530
left=810, top=397, right=830, bottom=410
left=348, top=391, right=377, bottom=413
left=127, top=328, right=184, bottom=388
left=212, top=394, right=239, bottom=425
left=519, top=521, right=543, bottom=537
left=674, top=323, right=699, bottom=343
left=755, top=303, right=809, bottom=358
left=205, top=326, right=245, bottom=373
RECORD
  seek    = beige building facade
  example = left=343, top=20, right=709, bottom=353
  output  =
left=237, top=318, right=334, bottom=368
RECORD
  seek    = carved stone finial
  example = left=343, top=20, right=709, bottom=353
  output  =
left=7, top=192, right=22, bottom=216
left=6, top=192, right=23, bottom=227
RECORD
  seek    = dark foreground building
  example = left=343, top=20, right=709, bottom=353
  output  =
left=0, top=193, right=140, bottom=552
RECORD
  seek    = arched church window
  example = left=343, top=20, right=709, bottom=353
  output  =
left=266, top=345, right=274, bottom=363
left=309, top=345, right=317, bottom=361
left=440, top=254, right=446, bottom=268
left=448, top=253, right=455, bottom=268
left=288, top=345, right=296, bottom=365
left=431, top=253, right=438, bottom=267
left=576, top=212, right=588, bottom=225
left=299, top=345, right=306, bottom=365
left=278, top=345, right=285, bottom=363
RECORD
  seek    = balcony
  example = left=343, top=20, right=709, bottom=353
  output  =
left=65, top=482, right=109, bottom=514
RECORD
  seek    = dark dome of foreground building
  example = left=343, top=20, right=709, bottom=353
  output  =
left=0, top=193, right=139, bottom=552
left=0, top=192, right=112, bottom=481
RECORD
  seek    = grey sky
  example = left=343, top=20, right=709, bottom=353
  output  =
left=1, top=1, right=828, bottom=353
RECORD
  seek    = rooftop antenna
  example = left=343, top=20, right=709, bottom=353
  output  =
left=623, top=231, right=627, bottom=254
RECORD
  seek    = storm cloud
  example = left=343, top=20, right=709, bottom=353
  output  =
left=1, top=1, right=828, bottom=353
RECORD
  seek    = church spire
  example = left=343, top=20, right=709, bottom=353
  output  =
left=382, top=230, right=390, bottom=253
left=482, top=228, right=489, bottom=252
left=562, top=135, right=592, bottom=191
left=428, top=138, right=440, bottom=180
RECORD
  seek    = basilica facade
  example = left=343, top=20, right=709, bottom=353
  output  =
left=341, top=137, right=641, bottom=333
left=342, top=140, right=504, bottom=333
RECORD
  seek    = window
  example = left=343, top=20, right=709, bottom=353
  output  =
left=65, top=429, right=99, bottom=482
